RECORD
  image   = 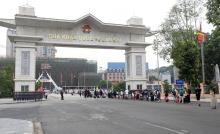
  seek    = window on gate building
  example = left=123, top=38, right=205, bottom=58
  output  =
left=128, top=85, right=130, bottom=90
left=126, top=56, right=130, bottom=76
left=136, top=55, right=142, bottom=75
left=21, top=51, right=30, bottom=75
left=137, top=84, right=142, bottom=90
left=21, top=85, right=29, bottom=92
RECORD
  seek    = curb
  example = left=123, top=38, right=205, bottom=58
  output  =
left=33, top=121, right=44, bottom=134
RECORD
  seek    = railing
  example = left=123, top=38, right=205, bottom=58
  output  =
left=13, top=92, right=44, bottom=101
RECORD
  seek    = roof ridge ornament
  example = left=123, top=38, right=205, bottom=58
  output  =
left=18, top=3, right=35, bottom=16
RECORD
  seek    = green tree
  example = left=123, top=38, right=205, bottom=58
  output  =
left=153, top=0, right=204, bottom=61
left=206, top=0, right=220, bottom=26
left=0, top=66, right=14, bottom=98
left=35, top=80, right=42, bottom=91
left=171, top=41, right=201, bottom=86
left=205, top=0, right=220, bottom=85
left=204, top=27, right=220, bottom=84
left=113, top=82, right=126, bottom=92
left=153, top=0, right=204, bottom=86
left=97, top=80, right=112, bottom=89
left=163, top=80, right=171, bottom=94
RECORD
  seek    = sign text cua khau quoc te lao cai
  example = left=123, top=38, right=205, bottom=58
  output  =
left=47, top=34, right=120, bottom=43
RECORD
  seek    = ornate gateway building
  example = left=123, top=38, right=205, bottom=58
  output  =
left=0, top=4, right=152, bottom=92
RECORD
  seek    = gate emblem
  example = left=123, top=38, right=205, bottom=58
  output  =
left=82, top=24, right=92, bottom=33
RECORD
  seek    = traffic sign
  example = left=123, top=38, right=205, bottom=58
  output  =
left=176, top=80, right=184, bottom=85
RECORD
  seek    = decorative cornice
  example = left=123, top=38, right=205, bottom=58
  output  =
left=8, top=35, right=43, bottom=42
left=0, top=18, right=16, bottom=29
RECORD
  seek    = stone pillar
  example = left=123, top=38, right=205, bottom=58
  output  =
left=125, top=43, right=147, bottom=90
left=14, top=42, right=36, bottom=92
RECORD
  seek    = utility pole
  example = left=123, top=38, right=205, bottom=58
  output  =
left=106, top=69, right=109, bottom=90
left=156, top=38, right=160, bottom=85
left=154, top=35, right=160, bottom=87
left=201, top=42, right=205, bottom=94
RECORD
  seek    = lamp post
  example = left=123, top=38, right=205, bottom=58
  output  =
left=146, top=31, right=161, bottom=85
left=155, top=36, right=160, bottom=86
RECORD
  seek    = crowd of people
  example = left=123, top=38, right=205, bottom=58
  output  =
left=170, top=86, right=201, bottom=106
left=68, top=86, right=202, bottom=106
left=106, top=89, right=161, bottom=102
left=68, top=88, right=162, bottom=102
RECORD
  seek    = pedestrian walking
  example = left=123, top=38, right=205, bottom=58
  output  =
left=150, top=91, right=154, bottom=101
left=100, top=89, right=103, bottom=98
left=60, top=90, right=64, bottom=100
left=172, top=89, right=176, bottom=102
left=94, top=89, right=98, bottom=98
left=184, top=88, right=191, bottom=103
left=125, top=89, right=129, bottom=99
left=210, top=90, right=217, bottom=109
left=179, top=88, right=184, bottom=103
left=164, top=91, right=169, bottom=102
left=156, top=90, right=161, bottom=102
left=195, top=86, right=201, bottom=106
left=79, top=90, right=82, bottom=97
left=45, top=91, right=48, bottom=100
left=188, top=88, right=191, bottom=103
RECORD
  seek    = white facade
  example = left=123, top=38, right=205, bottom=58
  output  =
left=0, top=5, right=151, bottom=92
left=14, top=42, right=36, bottom=92
left=6, top=29, right=56, bottom=58
left=6, top=29, right=16, bottom=57
left=125, top=44, right=147, bottom=90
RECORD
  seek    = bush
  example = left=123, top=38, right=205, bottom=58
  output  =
left=205, top=83, right=219, bottom=94
left=0, top=66, right=14, bottom=98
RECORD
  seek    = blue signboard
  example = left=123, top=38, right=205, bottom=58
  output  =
left=175, top=80, right=184, bottom=89
left=176, top=80, right=184, bottom=85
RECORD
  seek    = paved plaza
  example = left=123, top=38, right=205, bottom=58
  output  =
left=0, top=94, right=220, bottom=134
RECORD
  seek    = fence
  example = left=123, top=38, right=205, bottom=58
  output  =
left=13, top=92, right=44, bottom=101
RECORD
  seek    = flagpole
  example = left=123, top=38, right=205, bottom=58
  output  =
left=201, top=41, right=205, bottom=95
left=198, top=21, right=205, bottom=95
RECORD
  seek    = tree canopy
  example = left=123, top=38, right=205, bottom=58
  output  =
left=0, top=66, right=14, bottom=97
left=206, top=0, right=220, bottom=26
left=97, top=80, right=112, bottom=89
left=153, top=0, right=204, bottom=86
left=113, top=82, right=126, bottom=92
left=205, top=0, right=220, bottom=86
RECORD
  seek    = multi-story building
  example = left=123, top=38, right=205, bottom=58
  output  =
left=0, top=57, right=101, bottom=89
left=6, top=29, right=56, bottom=58
left=102, top=62, right=149, bottom=85
left=160, top=71, right=172, bottom=84
left=106, top=69, right=125, bottom=85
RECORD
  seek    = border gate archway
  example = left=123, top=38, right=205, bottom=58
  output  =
left=0, top=5, right=151, bottom=92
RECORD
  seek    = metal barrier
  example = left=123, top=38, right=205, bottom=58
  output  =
left=13, top=92, right=44, bottom=101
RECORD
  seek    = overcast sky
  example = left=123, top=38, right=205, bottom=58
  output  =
left=0, top=0, right=213, bottom=69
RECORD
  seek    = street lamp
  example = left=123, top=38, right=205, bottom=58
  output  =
left=146, top=30, right=161, bottom=85
left=155, top=35, right=160, bottom=86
